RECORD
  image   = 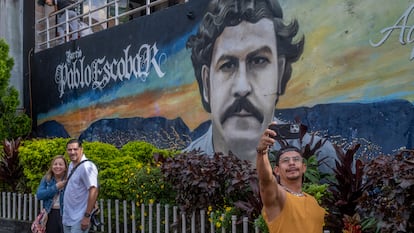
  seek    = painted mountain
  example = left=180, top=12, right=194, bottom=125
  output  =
left=35, top=99, right=414, bottom=157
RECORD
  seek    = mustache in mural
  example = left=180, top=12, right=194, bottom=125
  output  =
left=220, top=97, right=264, bottom=125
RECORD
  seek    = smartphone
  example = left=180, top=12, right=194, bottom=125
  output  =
left=268, top=124, right=300, bottom=140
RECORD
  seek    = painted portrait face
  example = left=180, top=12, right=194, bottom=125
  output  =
left=201, top=18, right=284, bottom=161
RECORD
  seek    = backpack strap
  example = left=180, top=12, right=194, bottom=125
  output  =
left=66, top=159, right=89, bottom=184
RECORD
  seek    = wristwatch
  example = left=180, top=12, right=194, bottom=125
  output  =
left=84, top=212, right=91, bottom=218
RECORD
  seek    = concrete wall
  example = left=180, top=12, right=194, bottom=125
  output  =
left=0, top=0, right=24, bottom=108
left=0, top=218, right=31, bottom=233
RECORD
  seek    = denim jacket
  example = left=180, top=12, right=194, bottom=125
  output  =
left=36, top=176, right=64, bottom=215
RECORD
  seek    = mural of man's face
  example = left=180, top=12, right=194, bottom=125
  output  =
left=201, top=18, right=285, bottom=162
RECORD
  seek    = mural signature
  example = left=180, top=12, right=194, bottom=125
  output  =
left=55, top=44, right=166, bottom=98
left=370, top=3, right=414, bottom=60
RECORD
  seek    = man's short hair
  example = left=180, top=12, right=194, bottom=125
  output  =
left=186, top=0, right=304, bottom=112
left=66, top=138, right=82, bottom=148
left=274, top=145, right=302, bottom=165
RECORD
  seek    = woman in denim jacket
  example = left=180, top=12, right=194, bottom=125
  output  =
left=36, top=155, right=68, bottom=233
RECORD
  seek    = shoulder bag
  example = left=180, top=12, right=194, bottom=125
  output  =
left=31, top=206, right=48, bottom=233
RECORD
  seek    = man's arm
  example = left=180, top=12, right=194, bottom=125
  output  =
left=256, top=126, right=285, bottom=222
left=81, top=186, right=99, bottom=230
left=85, top=186, right=99, bottom=215
left=81, top=162, right=99, bottom=230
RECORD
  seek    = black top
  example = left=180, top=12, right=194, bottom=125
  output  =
left=55, top=0, right=76, bottom=10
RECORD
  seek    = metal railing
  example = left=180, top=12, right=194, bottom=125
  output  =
left=1, top=192, right=261, bottom=233
left=36, top=0, right=188, bottom=51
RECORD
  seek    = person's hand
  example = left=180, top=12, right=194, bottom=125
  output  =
left=256, top=122, right=277, bottom=155
left=81, top=216, right=90, bottom=230
left=56, top=180, right=67, bottom=190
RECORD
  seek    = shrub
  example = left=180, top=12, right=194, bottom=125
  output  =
left=159, top=150, right=256, bottom=214
left=209, top=205, right=240, bottom=230
left=17, top=138, right=167, bottom=202
left=357, top=150, right=414, bottom=232
left=120, top=141, right=158, bottom=164
left=97, top=155, right=138, bottom=200
left=18, top=138, right=68, bottom=193
left=83, top=140, right=173, bottom=201
left=0, top=138, right=23, bottom=192
left=82, top=141, right=121, bottom=168
left=82, top=141, right=138, bottom=201
left=128, top=163, right=175, bottom=205
left=120, top=141, right=177, bottom=164
left=302, top=155, right=332, bottom=205
left=323, top=143, right=364, bottom=231
left=18, top=138, right=137, bottom=200
left=253, top=215, right=269, bottom=233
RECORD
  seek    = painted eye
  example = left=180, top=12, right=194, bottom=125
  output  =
left=219, top=60, right=237, bottom=72
left=250, top=56, right=269, bottom=65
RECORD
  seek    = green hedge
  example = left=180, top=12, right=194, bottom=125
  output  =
left=17, top=138, right=166, bottom=201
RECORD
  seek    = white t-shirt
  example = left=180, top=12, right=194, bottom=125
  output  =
left=62, top=156, right=98, bottom=226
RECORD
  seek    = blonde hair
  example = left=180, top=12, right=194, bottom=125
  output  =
left=45, top=155, right=68, bottom=182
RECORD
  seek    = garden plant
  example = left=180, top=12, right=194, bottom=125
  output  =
left=0, top=136, right=413, bottom=232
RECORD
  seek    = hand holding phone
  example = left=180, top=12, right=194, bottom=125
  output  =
left=268, top=124, right=300, bottom=140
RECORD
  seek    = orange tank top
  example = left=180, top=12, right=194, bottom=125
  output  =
left=262, top=192, right=326, bottom=233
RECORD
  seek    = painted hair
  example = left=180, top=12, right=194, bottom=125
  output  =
left=186, top=0, right=304, bottom=112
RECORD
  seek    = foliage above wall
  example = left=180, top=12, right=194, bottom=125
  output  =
left=0, top=39, right=31, bottom=141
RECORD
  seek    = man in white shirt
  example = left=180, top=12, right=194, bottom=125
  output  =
left=63, top=139, right=99, bottom=233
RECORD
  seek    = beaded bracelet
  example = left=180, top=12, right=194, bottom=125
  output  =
left=256, top=147, right=268, bottom=155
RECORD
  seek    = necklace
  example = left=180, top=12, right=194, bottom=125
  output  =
left=281, top=185, right=304, bottom=197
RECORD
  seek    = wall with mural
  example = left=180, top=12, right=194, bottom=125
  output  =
left=32, top=0, right=413, bottom=166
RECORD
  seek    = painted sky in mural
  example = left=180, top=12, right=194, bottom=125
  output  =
left=277, top=0, right=414, bottom=108
left=36, top=0, right=414, bottom=138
